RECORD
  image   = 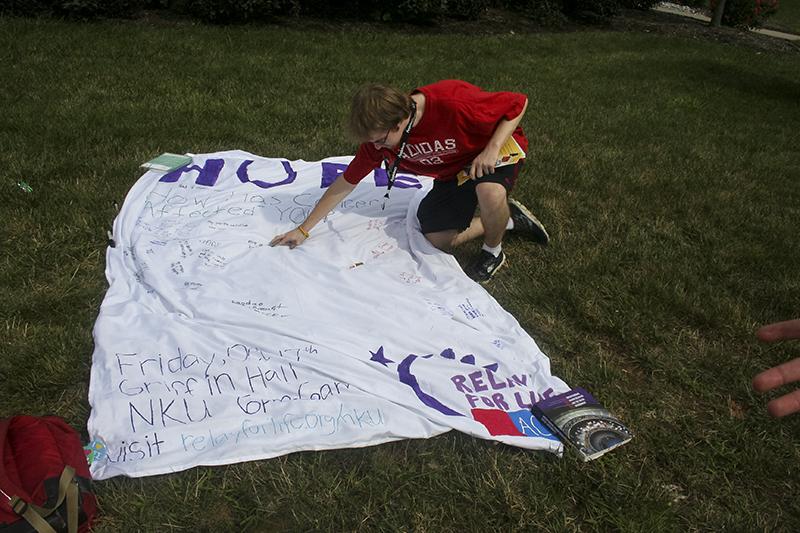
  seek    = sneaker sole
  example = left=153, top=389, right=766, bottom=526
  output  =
left=509, top=198, right=550, bottom=245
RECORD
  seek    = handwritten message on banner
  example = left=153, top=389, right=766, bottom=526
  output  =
left=87, top=151, right=568, bottom=479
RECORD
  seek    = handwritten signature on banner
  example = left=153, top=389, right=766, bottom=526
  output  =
left=180, top=406, right=386, bottom=452
left=113, top=343, right=339, bottom=430
left=96, top=341, right=392, bottom=466
left=101, top=405, right=386, bottom=465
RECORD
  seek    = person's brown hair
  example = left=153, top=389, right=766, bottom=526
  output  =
left=347, top=84, right=413, bottom=142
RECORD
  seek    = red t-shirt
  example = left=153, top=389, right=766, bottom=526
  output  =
left=343, top=80, right=528, bottom=185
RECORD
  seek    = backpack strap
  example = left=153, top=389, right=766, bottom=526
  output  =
left=9, top=466, right=79, bottom=533
left=9, top=497, right=57, bottom=533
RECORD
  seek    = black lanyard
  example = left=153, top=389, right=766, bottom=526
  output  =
left=382, top=101, right=417, bottom=209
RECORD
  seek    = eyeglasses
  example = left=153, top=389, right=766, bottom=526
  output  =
left=371, top=129, right=391, bottom=147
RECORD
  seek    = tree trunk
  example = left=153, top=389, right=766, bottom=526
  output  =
left=711, top=0, right=726, bottom=27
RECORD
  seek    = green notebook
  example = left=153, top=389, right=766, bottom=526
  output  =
left=141, top=153, right=193, bottom=172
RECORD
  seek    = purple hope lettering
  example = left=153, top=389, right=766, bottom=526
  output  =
left=237, top=160, right=297, bottom=189
left=160, top=159, right=224, bottom=187
left=321, top=162, right=348, bottom=188
left=373, top=167, right=389, bottom=187
left=392, top=174, right=422, bottom=189
left=373, top=168, right=422, bottom=189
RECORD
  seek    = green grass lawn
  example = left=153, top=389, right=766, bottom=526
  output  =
left=1, top=14, right=799, bottom=532
left=770, top=1, right=800, bottom=32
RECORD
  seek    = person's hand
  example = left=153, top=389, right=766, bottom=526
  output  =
left=752, top=319, right=800, bottom=417
left=469, top=146, right=500, bottom=180
left=269, top=228, right=308, bottom=249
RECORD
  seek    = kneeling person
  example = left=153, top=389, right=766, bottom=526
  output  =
left=270, top=79, right=549, bottom=282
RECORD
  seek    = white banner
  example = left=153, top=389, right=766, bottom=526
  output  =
left=87, top=151, right=567, bottom=479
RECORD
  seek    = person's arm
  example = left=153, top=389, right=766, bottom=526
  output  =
left=469, top=97, right=528, bottom=180
left=269, top=175, right=356, bottom=248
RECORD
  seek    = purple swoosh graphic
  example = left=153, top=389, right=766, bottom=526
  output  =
left=398, top=354, right=463, bottom=417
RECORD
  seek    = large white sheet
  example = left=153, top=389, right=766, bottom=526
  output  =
left=87, top=151, right=567, bottom=479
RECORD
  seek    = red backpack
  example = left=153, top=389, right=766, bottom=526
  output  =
left=0, top=416, right=97, bottom=533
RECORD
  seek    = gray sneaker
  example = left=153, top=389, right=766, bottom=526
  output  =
left=466, top=250, right=506, bottom=283
left=508, top=198, right=549, bottom=245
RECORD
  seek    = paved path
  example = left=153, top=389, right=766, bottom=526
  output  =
left=653, top=2, right=800, bottom=42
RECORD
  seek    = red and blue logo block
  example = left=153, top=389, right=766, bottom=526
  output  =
left=471, top=408, right=559, bottom=440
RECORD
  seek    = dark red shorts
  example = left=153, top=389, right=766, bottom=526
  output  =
left=416, top=161, right=522, bottom=234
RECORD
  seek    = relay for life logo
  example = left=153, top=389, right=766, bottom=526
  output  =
left=369, top=346, right=559, bottom=440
